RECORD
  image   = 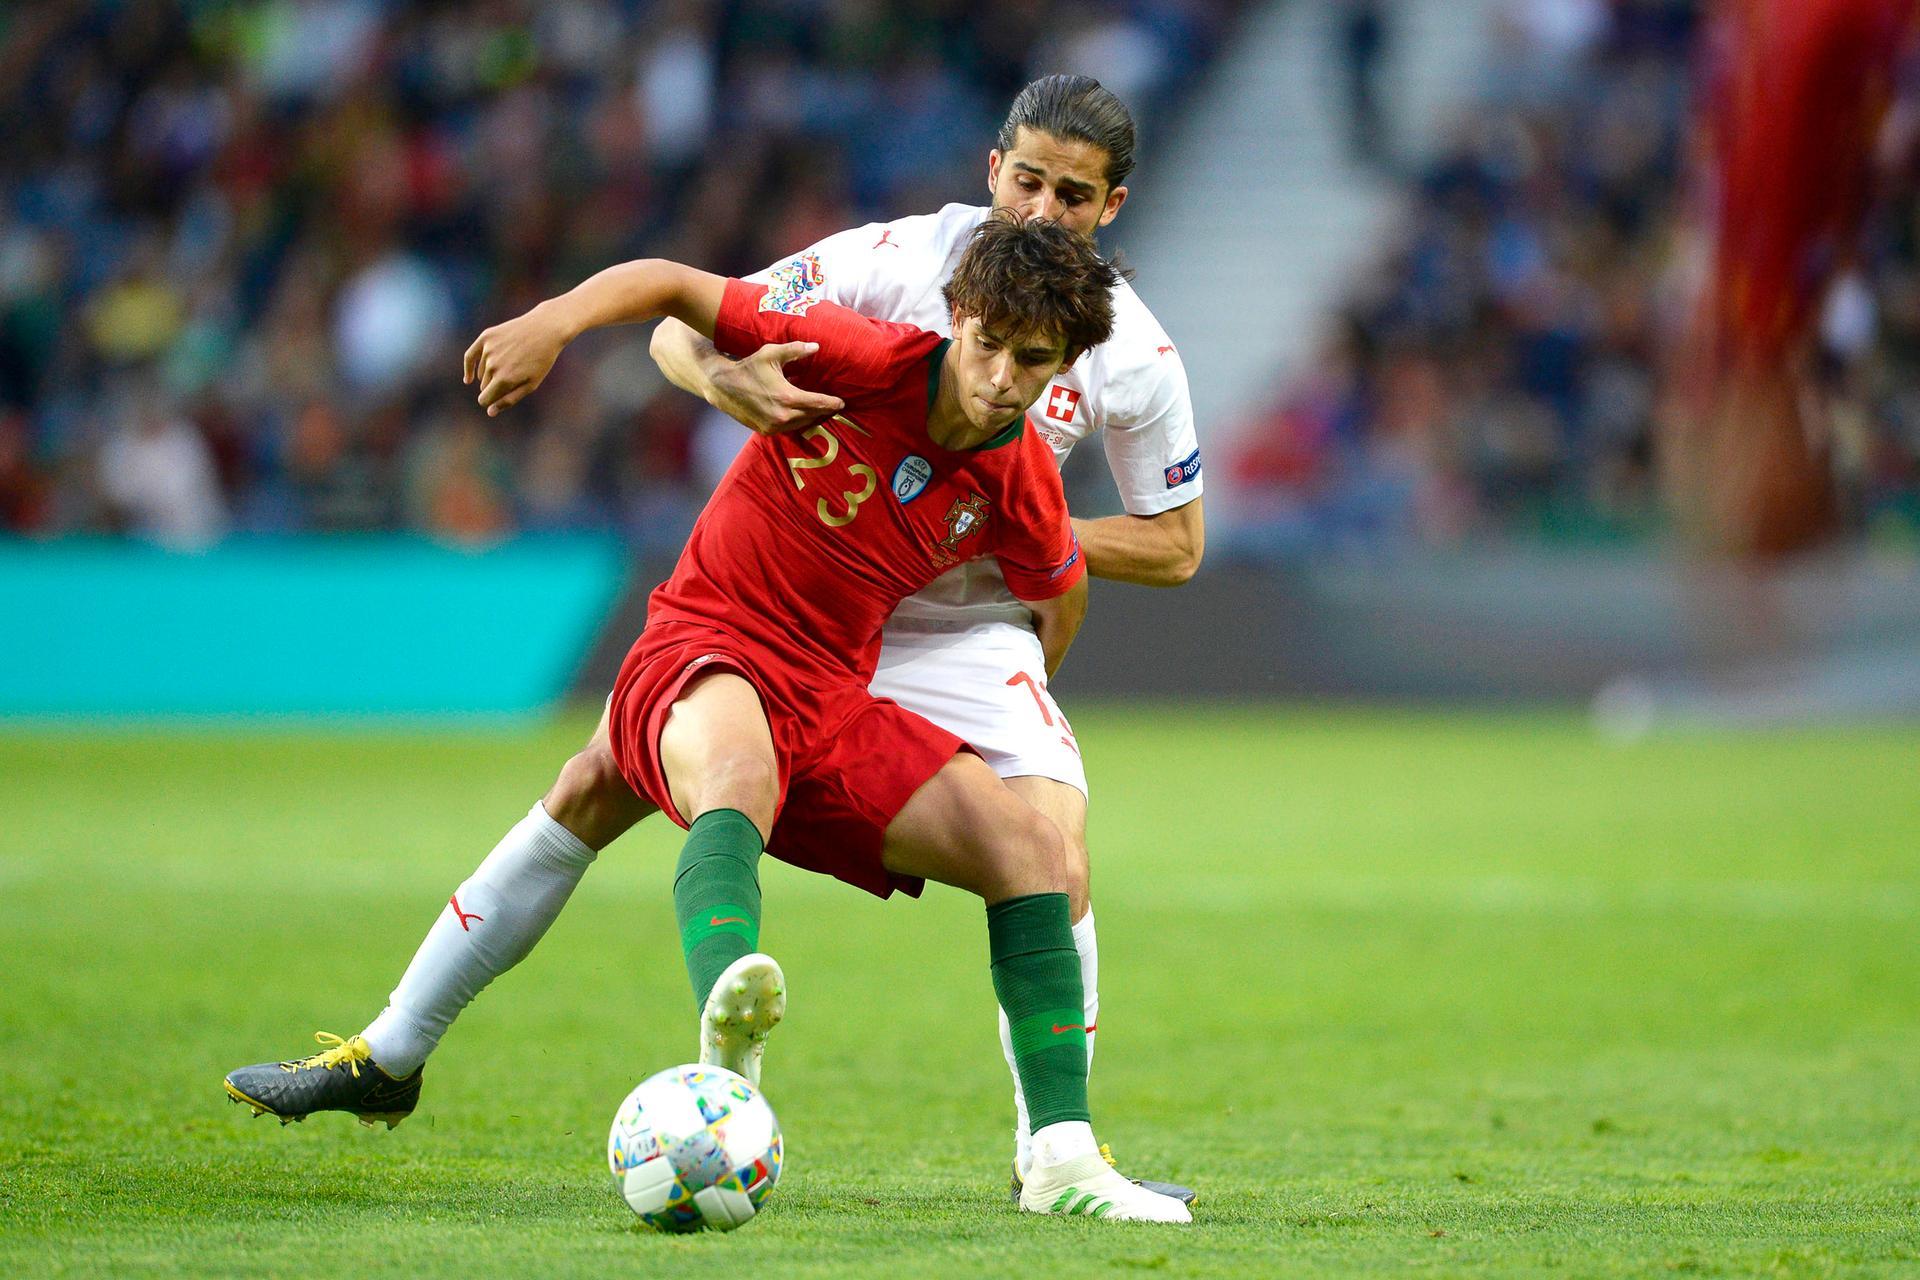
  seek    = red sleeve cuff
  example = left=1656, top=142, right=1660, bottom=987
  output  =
left=1002, top=533, right=1085, bottom=602
left=712, top=279, right=767, bottom=360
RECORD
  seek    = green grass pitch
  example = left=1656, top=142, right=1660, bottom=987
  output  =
left=2, top=706, right=1917, bottom=1277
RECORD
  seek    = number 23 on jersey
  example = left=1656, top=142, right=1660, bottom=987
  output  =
left=786, top=421, right=877, bottom=528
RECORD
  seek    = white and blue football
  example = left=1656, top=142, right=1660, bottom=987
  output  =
left=607, top=1064, right=783, bottom=1232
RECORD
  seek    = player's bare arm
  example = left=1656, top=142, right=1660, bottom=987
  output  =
left=1023, top=575, right=1089, bottom=679
left=651, top=317, right=844, bottom=433
left=1071, top=496, right=1204, bottom=587
left=464, top=261, right=730, bottom=417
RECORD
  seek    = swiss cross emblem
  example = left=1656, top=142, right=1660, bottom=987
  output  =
left=1045, top=385, right=1081, bottom=423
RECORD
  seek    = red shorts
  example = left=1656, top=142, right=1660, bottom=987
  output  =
left=607, top=621, right=968, bottom=898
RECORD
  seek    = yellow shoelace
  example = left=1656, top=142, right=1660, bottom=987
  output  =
left=280, top=1031, right=371, bottom=1076
left=1099, top=1142, right=1117, bottom=1169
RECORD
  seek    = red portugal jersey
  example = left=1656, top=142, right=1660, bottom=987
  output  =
left=643, top=279, right=1085, bottom=683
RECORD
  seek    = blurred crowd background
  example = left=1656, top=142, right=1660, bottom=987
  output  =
left=3, top=0, right=1918, bottom=554
left=0, top=0, right=1233, bottom=550
left=1230, top=0, right=1920, bottom=552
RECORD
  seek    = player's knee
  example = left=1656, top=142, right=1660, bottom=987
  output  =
left=550, top=744, right=626, bottom=813
left=979, top=798, right=1068, bottom=899
left=1003, top=776, right=1087, bottom=895
left=693, top=751, right=779, bottom=826
left=544, top=743, right=644, bottom=850
left=1062, top=832, right=1091, bottom=916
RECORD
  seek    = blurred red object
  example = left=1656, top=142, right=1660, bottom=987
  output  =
left=1664, top=0, right=1920, bottom=556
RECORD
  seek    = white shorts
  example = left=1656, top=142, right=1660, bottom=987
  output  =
left=869, top=621, right=1088, bottom=797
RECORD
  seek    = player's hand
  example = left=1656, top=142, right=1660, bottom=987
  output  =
left=710, top=341, right=845, bottom=435
left=464, top=305, right=571, bottom=416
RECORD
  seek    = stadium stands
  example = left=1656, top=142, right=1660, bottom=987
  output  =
left=0, top=0, right=1234, bottom=546
left=1228, top=0, right=1920, bottom=551
left=11, top=1, right=1914, bottom=556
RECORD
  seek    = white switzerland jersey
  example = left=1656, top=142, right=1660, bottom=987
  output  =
left=747, top=203, right=1201, bottom=628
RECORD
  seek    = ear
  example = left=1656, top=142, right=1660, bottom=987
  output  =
left=1098, top=184, right=1128, bottom=228
left=987, top=149, right=1004, bottom=198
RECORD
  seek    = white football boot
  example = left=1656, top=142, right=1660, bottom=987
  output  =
left=698, top=952, right=786, bottom=1089
left=1018, top=1124, right=1192, bottom=1223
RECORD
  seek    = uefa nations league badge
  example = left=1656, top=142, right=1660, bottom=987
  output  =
left=892, top=455, right=933, bottom=503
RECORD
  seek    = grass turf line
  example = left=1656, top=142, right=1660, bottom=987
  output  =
left=1, top=707, right=1917, bottom=1277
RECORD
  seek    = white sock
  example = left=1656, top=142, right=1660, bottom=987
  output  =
left=1005, top=909, right=1100, bottom=1179
left=1030, top=1120, right=1099, bottom=1168
left=362, top=801, right=596, bottom=1075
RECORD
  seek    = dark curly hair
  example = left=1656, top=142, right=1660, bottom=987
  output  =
left=998, top=74, right=1138, bottom=191
left=943, top=212, right=1129, bottom=364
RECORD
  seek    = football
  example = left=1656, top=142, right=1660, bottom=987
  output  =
left=606, top=1064, right=784, bottom=1232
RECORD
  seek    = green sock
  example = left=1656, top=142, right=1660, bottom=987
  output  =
left=987, top=892, right=1091, bottom=1130
left=674, top=809, right=763, bottom=1009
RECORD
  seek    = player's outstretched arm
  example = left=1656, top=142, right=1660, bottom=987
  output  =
left=1023, top=575, right=1090, bottom=680
left=650, top=317, right=845, bottom=434
left=463, top=261, right=729, bottom=417
left=1071, top=496, right=1205, bottom=587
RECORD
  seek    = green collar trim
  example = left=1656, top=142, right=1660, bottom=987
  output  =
left=926, top=338, right=1027, bottom=452
left=973, top=415, right=1025, bottom=450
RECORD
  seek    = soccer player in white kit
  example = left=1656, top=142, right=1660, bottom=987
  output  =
left=652, top=75, right=1205, bottom=1204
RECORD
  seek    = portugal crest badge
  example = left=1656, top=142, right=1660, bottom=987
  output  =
left=933, top=492, right=991, bottom=565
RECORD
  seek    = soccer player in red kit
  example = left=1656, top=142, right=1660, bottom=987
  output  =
left=222, top=215, right=1191, bottom=1223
